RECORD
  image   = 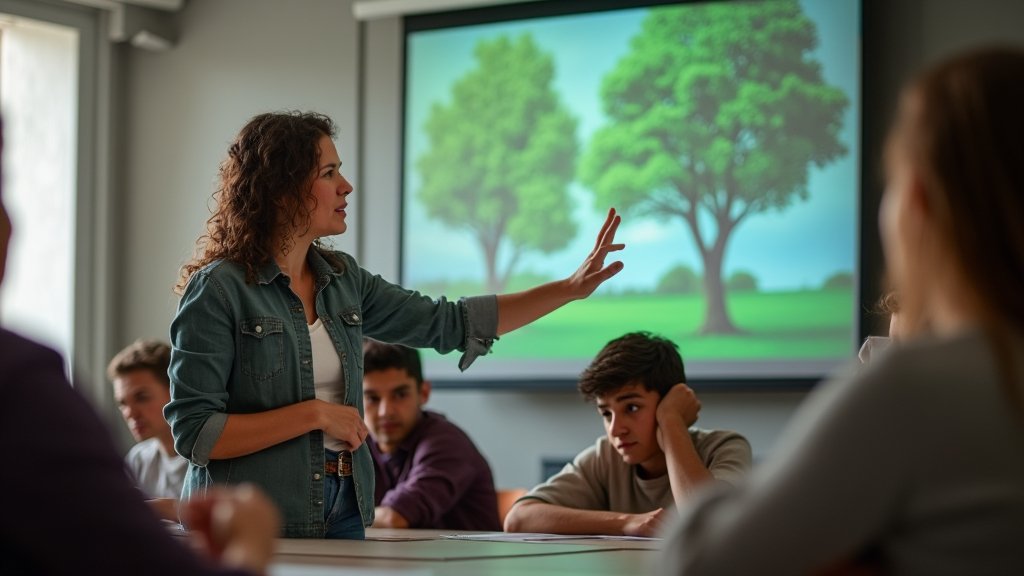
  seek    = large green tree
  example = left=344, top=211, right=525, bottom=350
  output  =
left=580, top=1, right=848, bottom=334
left=417, top=34, right=578, bottom=293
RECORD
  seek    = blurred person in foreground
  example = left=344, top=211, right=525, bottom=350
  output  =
left=660, top=46, right=1024, bottom=576
left=0, top=121, right=280, bottom=575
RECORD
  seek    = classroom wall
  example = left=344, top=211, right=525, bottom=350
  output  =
left=110, top=0, right=1024, bottom=486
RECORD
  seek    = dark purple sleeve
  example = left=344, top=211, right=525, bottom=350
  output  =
left=0, top=330, right=255, bottom=576
left=380, top=421, right=489, bottom=528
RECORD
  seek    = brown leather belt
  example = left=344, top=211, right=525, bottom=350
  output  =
left=325, top=450, right=353, bottom=477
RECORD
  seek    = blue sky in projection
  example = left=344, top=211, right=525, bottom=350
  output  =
left=402, top=0, right=860, bottom=292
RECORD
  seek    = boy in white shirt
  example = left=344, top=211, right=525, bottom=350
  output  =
left=108, top=339, right=187, bottom=520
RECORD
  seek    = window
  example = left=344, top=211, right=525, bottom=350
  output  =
left=0, top=0, right=104, bottom=403
left=0, top=13, right=79, bottom=363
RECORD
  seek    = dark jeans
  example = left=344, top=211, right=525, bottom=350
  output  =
left=323, top=449, right=365, bottom=540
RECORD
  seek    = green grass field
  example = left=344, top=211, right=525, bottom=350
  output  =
left=425, top=288, right=855, bottom=362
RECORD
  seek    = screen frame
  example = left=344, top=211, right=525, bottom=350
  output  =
left=398, top=0, right=871, bottom=391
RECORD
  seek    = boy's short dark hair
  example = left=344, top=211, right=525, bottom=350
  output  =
left=578, top=332, right=686, bottom=401
left=362, top=339, right=424, bottom=385
left=106, top=339, right=171, bottom=386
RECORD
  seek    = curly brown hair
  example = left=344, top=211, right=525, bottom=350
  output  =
left=175, top=111, right=337, bottom=292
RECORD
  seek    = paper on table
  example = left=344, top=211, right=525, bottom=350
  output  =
left=272, top=565, right=433, bottom=576
left=366, top=534, right=438, bottom=542
left=440, top=532, right=659, bottom=542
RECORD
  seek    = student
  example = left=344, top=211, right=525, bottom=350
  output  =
left=660, top=47, right=1024, bottom=575
left=0, top=121, right=279, bottom=576
left=362, top=339, right=500, bottom=531
left=109, top=339, right=188, bottom=519
left=166, top=111, right=625, bottom=539
left=504, top=332, right=751, bottom=536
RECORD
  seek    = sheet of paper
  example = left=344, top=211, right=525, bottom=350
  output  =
left=440, top=532, right=660, bottom=542
left=272, top=565, right=433, bottom=576
left=366, top=534, right=439, bottom=542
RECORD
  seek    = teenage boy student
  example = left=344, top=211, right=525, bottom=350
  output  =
left=108, top=339, right=188, bottom=519
left=504, top=332, right=751, bottom=537
left=362, top=339, right=501, bottom=531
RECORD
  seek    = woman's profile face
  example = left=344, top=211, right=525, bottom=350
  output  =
left=299, top=134, right=353, bottom=241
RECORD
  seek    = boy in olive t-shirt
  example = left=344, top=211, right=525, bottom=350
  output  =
left=504, top=332, right=751, bottom=537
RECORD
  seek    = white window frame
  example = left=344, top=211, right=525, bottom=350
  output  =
left=0, top=0, right=114, bottom=410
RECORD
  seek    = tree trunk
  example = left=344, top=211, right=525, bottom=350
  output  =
left=483, top=246, right=502, bottom=293
left=481, top=235, right=505, bottom=294
left=699, top=239, right=741, bottom=335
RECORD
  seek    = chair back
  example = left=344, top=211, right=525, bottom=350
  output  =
left=496, top=487, right=528, bottom=525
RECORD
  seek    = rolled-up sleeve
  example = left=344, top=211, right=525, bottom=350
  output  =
left=457, top=294, right=498, bottom=371
left=353, top=258, right=498, bottom=370
left=165, top=272, right=234, bottom=467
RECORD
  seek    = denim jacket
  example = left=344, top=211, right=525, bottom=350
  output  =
left=166, top=248, right=497, bottom=538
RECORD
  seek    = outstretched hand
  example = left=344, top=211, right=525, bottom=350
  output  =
left=493, top=207, right=626, bottom=336
left=565, top=207, right=626, bottom=300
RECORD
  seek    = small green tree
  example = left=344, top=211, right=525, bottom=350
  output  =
left=580, top=1, right=848, bottom=333
left=417, top=34, right=579, bottom=293
left=656, top=263, right=702, bottom=294
left=822, top=271, right=854, bottom=290
left=727, top=270, right=758, bottom=292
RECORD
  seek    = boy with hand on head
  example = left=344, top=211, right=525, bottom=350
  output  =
left=504, top=331, right=751, bottom=537
left=109, top=339, right=188, bottom=520
left=363, top=339, right=501, bottom=531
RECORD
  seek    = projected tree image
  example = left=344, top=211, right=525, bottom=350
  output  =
left=417, top=34, right=579, bottom=293
left=580, top=0, right=848, bottom=334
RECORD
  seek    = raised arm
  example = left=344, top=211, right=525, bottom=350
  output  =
left=504, top=499, right=667, bottom=537
left=656, top=384, right=714, bottom=508
left=496, top=207, right=625, bottom=335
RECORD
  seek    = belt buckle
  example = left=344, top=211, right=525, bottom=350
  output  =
left=338, top=450, right=352, bottom=477
left=326, top=450, right=352, bottom=477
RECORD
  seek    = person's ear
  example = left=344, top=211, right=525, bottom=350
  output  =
left=418, top=380, right=431, bottom=406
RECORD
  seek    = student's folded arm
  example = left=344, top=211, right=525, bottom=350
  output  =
left=659, top=419, right=715, bottom=509
left=377, top=434, right=482, bottom=528
left=504, top=444, right=621, bottom=534
left=505, top=498, right=667, bottom=537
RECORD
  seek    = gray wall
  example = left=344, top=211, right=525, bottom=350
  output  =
left=108, top=0, right=1024, bottom=486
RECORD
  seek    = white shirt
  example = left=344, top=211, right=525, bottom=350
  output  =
left=124, top=437, right=188, bottom=499
left=309, top=318, right=346, bottom=451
